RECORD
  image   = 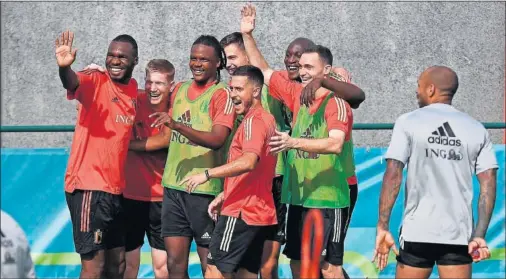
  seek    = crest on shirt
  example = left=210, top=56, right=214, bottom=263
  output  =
left=131, top=99, right=137, bottom=109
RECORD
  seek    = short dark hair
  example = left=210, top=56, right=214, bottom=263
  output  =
left=220, top=32, right=244, bottom=49
left=192, top=35, right=226, bottom=83
left=232, top=65, right=264, bottom=88
left=145, top=59, right=175, bottom=82
left=303, top=45, right=333, bottom=66
left=112, top=34, right=138, bottom=58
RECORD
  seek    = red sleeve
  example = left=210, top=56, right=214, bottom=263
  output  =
left=209, top=88, right=236, bottom=130
left=324, top=96, right=350, bottom=136
left=168, top=82, right=183, bottom=117
left=241, top=116, right=268, bottom=158
left=268, top=71, right=301, bottom=112
left=66, top=72, right=99, bottom=107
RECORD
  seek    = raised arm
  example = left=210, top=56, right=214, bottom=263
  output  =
left=240, top=4, right=274, bottom=85
left=55, top=30, right=79, bottom=91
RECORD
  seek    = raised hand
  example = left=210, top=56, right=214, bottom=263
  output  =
left=240, top=3, right=257, bottom=34
left=55, top=30, right=78, bottom=68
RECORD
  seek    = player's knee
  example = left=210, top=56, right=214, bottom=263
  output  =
left=81, top=264, right=103, bottom=279
left=80, top=251, right=105, bottom=278
left=166, top=255, right=182, bottom=272
left=153, top=264, right=168, bottom=279
left=260, top=257, right=278, bottom=279
left=104, top=260, right=126, bottom=278
left=125, top=256, right=139, bottom=272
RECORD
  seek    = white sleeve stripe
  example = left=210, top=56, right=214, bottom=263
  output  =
left=224, top=90, right=233, bottom=115
left=334, top=97, right=347, bottom=122
left=246, top=117, right=253, bottom=141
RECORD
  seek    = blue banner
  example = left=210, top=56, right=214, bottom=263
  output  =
left=1, top=146, right=504, bottom=278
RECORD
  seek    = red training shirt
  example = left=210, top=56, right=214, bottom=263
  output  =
left=65, top=72, right=138, bottom=195
left=123, top=91, right=168, bottom=202
left=220, top=104, right=277, bottom=226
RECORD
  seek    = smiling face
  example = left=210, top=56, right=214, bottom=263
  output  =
left=298, top=52, right=330, bottom=87
left=224, top=43, right=249, bottom=75
left=145, top=71, right=173, bottom=106
left=105, top=41, right=138, bottom=84
left=189, top=44, right=219, bottom=84
left=229, top=75, right=260, bottom=115
left=284, top=43, right=306, bottom=80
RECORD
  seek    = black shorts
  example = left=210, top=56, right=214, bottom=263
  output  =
left=65, top=190, right=125, bottom=255
left=265, top=175, right=287, bottom=244
left=283, top=205, right=351, bottom=266
left=397, top=240, right=473, bottom=268
left=208, top=215, right=268, bottom=274
left=349, top=184, right=358, bottom=216
left=345, top=184, right=358, bottom=233
left=161, top=187, right=215, bottom=247
left=123, top=198, right=165, bottom=252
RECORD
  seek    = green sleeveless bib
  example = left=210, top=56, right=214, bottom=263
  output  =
left=161, top=81, right=228, bottom=196
left=282, top=93, right=350, bottom=208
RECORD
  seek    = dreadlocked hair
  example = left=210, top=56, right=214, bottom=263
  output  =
left=192, top=35, right=227, bottom=84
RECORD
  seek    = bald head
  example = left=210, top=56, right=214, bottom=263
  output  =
left=421, top=66, right=459, bottom=96
left=288, top=37, right=316, bottom=50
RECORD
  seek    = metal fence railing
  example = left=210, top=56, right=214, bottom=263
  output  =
left=0, top=122, right=505, bottom=132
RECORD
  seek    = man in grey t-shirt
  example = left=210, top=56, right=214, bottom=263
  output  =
left=372, top=66, right=498, bottom=279
left=1, top=210, right=36, bottom=279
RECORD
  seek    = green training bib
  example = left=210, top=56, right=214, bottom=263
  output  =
left=161, top=81, right=228, bottom=196
left=282, top=93, right=350, bottom=208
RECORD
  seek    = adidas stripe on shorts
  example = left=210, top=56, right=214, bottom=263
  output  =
left=207, top=215, right=269, bottom=274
